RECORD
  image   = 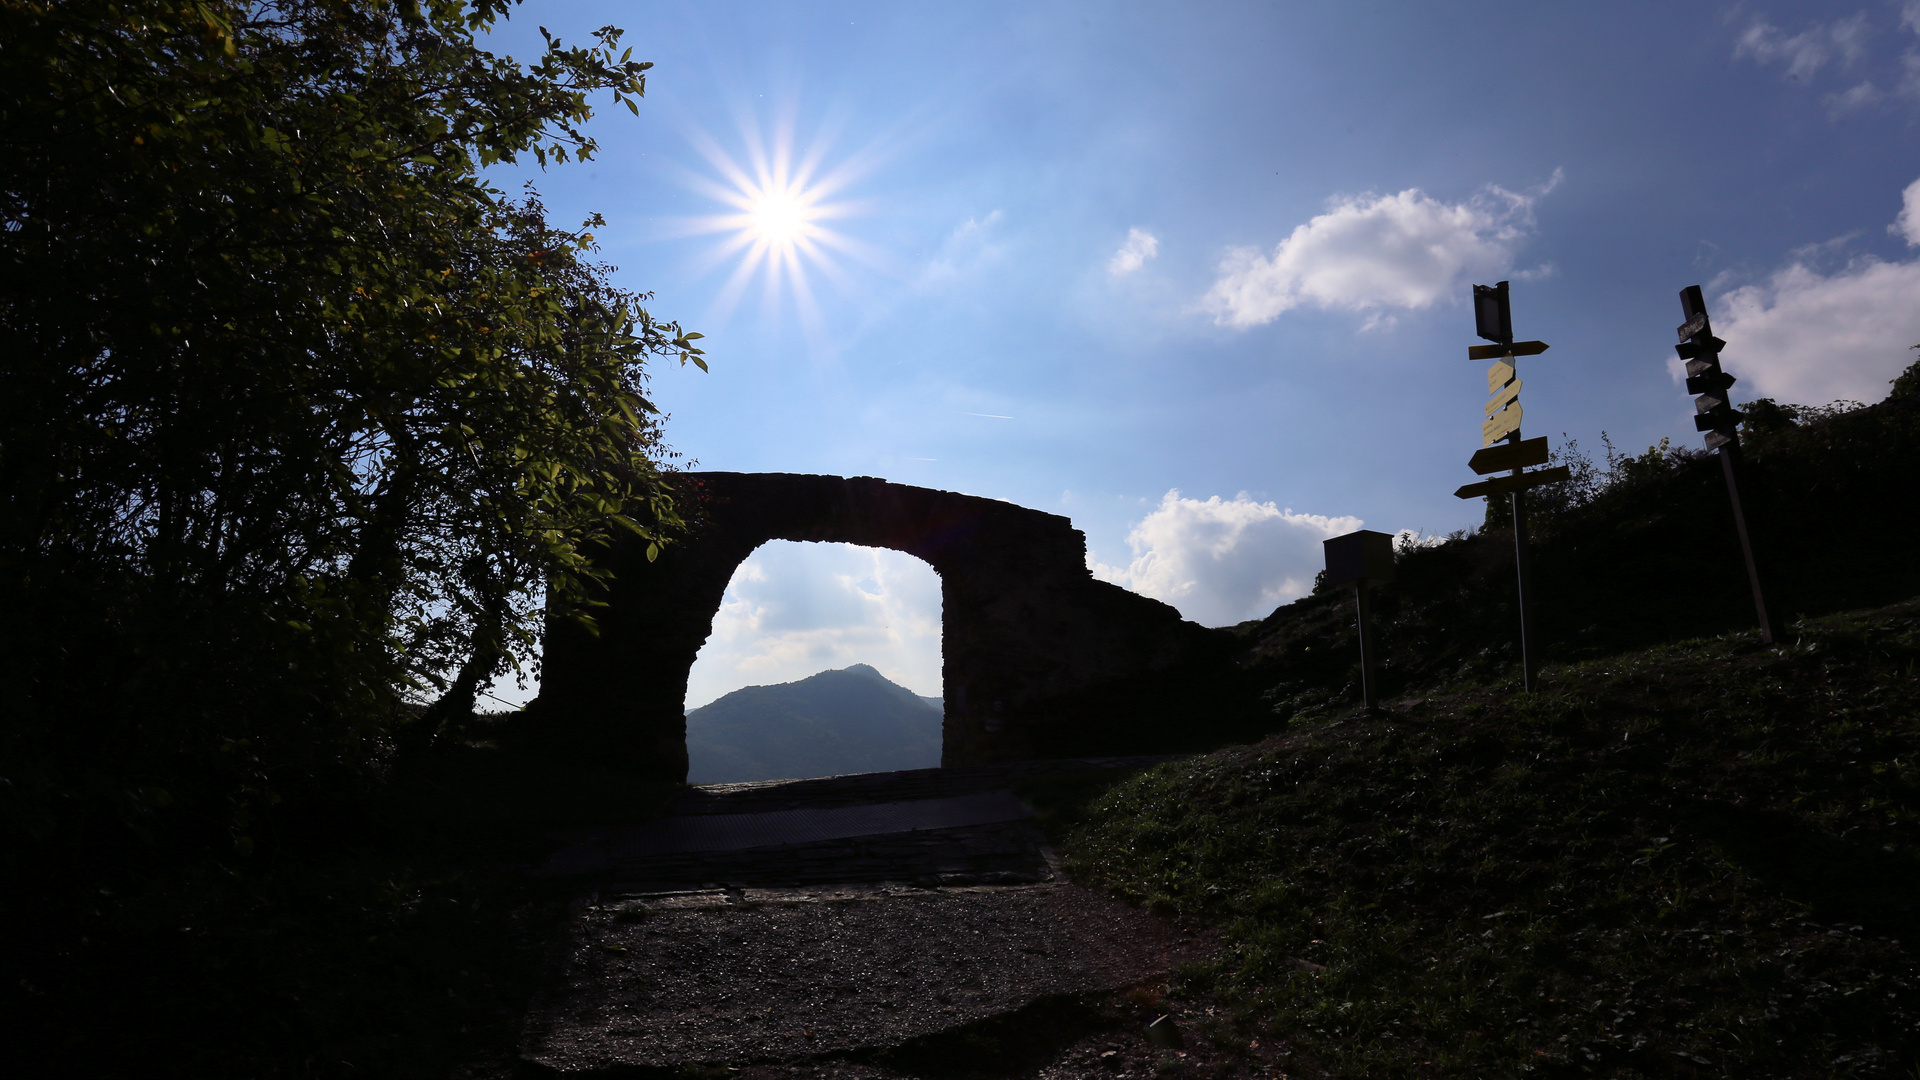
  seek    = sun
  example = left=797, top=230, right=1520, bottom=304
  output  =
left=746, top=186, right=815, bottom=246
left=675, top=114, right=878, bottom=330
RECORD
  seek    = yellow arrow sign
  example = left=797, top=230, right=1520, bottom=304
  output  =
left=1485, top=378, right=1522, bottom=417
left=1482, top=402, right=1522, bottom=446
left=1487, top=359, right=1516, bottom=394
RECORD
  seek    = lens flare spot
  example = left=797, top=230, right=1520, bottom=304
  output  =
left=748, top=187, right=813, bottom=245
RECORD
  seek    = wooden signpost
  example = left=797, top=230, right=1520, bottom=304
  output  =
left=1453, top=281, right=1566, bottom=691
left=1675, top=285, right=1777, bottom=644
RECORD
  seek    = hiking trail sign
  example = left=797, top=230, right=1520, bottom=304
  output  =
left=1453, top=280, right=1566, bottom=691
left=1675, top=285, right=1777, bottom=644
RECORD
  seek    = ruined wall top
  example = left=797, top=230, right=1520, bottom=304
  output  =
left=673, top=472, right=1090, bottom=576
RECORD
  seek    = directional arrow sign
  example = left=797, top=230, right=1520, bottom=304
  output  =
left=1467, top=340, right=1550, bottom=361
left=1486, top=359, right=1516, bottom=394
left=1685, top=370, right=1737, bottom=395
left=1482, top=401, right=1523, bottom=445
left=1485, top=378, right=1523, bottom=418
left=1676, top=336, right=1727, bottom=361
left=1468, top=435, right=1551, bottom=475
left=1454, top=465, right=1571, bottom=500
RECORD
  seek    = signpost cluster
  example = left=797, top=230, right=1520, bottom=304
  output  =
left=1452, top=281, right=1567, bottom=691
left=1321, top=280, right=1781, bottom=705
left=1675, top=285, right=1776, bottom=644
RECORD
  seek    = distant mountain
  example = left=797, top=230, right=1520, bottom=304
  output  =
left=684, top=664, right=944, bottom=784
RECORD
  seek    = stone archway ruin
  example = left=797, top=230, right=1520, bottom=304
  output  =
left=531, top=472, right=1229, bottom=784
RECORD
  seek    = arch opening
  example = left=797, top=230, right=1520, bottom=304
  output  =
left=683, top=540, right=944, bottom=783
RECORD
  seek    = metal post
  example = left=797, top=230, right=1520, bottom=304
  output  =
left=1676, top=284, right=1776, bottom=646
left=1510, top=487, right=1536, bottom=691
left=1718, top=443, right=1777, bottom=644
left=1353, top=581, right=1378, bottom=708
left=1463, top=279, right=1560, bottom=693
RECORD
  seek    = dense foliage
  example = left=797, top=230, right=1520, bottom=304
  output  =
left=0, top=0, right=700, bottom=854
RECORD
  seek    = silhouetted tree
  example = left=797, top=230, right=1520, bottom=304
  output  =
left=0, top=0, right=702, bottom=852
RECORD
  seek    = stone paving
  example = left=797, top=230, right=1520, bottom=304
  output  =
left=519, top=758, right=1213, bottom=1077
left=536, top=758, right=1178, bottom=893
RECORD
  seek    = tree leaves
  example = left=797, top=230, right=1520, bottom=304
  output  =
left=0, top=0, right=703, bottom=848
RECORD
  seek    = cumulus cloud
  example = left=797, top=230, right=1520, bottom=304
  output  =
left=1200, top=172, right=1560, bottom=329
left=1735, top=12, right=1870, bottom=81
left=1692, top=259, right=1920, bottom=405
left=684, top=541, right=943, bottom=709
left=1091, top=491, right=1362, bottom=627
left=1661, top=174, right=1920, bottom=407
left=1107, top=227, right=1160, bottom=276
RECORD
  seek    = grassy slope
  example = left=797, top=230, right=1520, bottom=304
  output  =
left=1056, top=601, right=1920, bottom=1078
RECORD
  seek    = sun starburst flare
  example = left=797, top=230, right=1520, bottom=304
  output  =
left=670, top=112, right=883, bottom=335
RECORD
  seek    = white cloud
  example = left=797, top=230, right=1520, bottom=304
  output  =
left=1826, top=79, right=1885, bottom=113
left=1736, top=8, right=1920, bottom=111
left=1696, top=258, right=1920, bottom=405
left=1735, top=12, right=1870, bottom=81
left=1200, top=173, right=1559, bottom=329
left=1107, top=227, right=1160, bottom=276
left=1902, top=50, right=1920, bottom=99
left=1090, top=490, right=1362, bottom=627
left=916, top=210, right=1004, bottom=290
left=1893, top=176, right=1920, bottom=244
left=1662, top=173, right=1920, bottom=407
left=684, top=541, right=943, bottom=709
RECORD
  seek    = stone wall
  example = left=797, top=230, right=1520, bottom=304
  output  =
left=530, top=472, right=1229, bottom=782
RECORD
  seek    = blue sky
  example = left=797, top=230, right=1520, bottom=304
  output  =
left=481, top=2, right=1920, bottom=708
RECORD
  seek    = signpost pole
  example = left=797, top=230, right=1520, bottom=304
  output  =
left=1510, top=486, right=1537, bottom=691
left=1504, top=395, right=1538, bottom=691
left=1353, top=580, right=1378, bottom=708
left=1719, top=446, right=1774, bottom=643
left=1676, top=285, right=1776, bottom=645
left=1472, top=281, right=1541, bottom=692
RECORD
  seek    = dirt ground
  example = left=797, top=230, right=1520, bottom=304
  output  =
left=515, top=763, right=1321, bottom=1079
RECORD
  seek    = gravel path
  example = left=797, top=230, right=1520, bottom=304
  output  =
left=521, top=884, right=1209, bottom=1074
left=519, top=761, right=1311, bottom=1078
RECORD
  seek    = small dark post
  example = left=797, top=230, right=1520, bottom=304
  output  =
left=1676, top=285, right=1776, bottom=643
left=1323, top=529, right=1397, bottom=708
